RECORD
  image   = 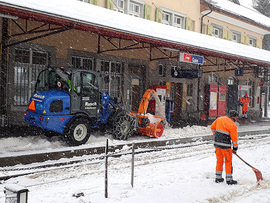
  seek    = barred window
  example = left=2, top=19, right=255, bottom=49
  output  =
left=14, top=48, right=48, bottom=105
left=15, top=49, right=30, bottom=63
left=100, top=60, right=122, bottom=98
left=72, top=56, right=94, bottom=70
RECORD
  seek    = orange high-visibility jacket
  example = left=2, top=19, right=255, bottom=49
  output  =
left=240, top=96, right=250, bottom=112
left=211, top=116, right=238, bottom=149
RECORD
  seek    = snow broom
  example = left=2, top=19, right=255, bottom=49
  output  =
left=234, top=153, right=263, bottom=182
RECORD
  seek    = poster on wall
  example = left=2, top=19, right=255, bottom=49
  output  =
left=210, top=92, right=217, bottom=110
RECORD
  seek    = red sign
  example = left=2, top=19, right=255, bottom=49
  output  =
left=182, top=53, right=192, bottom=62
left=179, top=53, right=204, bottom=64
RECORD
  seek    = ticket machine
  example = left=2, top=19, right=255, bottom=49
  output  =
left=205, top=84, right=227, bottom=119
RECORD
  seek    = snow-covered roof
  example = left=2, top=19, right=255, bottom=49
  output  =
left=0, top=0, right=270, bottom=66
left=205, top=0, right=270, bottom=29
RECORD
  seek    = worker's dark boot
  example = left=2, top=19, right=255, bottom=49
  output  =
left=227, top=180, right=237, bottom=185
left=215, top=178, right=224, bottom=183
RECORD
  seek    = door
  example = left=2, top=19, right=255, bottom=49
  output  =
left=128, top=64, right=145, bottom=112
left=171, top=83, right=183, bottom=120
left=227, top=85, right=238, bottom=113
left=71, top=71, right=99, bottom=117
left=131, top=79, right=141, bottom=112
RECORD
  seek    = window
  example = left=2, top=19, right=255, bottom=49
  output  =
left=114, top=0, right=124, bottom=13
left=129, top=2, right=140, bottom=17
left=228, top=76, right=237, bottom=85
left=114, top=0, right=143, bottom=17
left=264, top=68, right=270, bottom=82
left=162, top=12, right=170, bottom=25
left=173, top=15, right=184, bottom=28
left=208, top=73, right=218, bottom=84
left=158, top=64, right=166, bottom=77
left=249, top=37, right=257, bottom=47
left=232, top=32, right=241, bottom=43
left=161, top=8, right=185, bottom=29
left=100, top=60, right=122, bottom=98
left=81, top=72, right=97, bottom=95
left=256, top=67, right=264, bottom=78
left=14, top=48, right=48, bottom=105
left=174, top=16, right=181, bottom=27
left=33, top=51, right=47, bottom=65
left=72, top=56, right=94, bottom=71
left=213, top=28, right=220, bottom=38
left=211, top=25, right=223, bottom=38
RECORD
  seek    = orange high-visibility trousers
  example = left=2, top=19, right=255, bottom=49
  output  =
left=215, top=147, right=233, bottom=174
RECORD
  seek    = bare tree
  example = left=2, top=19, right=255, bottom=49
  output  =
left=252, top=0, right=270, bottom=17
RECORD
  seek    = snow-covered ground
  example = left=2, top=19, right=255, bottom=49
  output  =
left=0, top=123, right=270, bottom=203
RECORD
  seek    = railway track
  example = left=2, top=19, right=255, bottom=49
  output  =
left=0, top=130, right=269, bottom=181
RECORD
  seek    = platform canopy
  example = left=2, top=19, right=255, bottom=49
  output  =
left=0, top=0, right=270, bottom=66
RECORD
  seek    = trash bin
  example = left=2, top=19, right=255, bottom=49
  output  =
left=4, top=184, right=29, bottom=203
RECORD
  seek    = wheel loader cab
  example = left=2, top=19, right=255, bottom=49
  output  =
left=70, top=70, right=99, bottom=118
left=36, top=68, right=71, bottom=92
left=35, top=67, right=100, bottom=118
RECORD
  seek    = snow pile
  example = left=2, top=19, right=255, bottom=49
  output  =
left=0, top=125, right=212, bottom=154
left=163, top=125, right=212, bottom=139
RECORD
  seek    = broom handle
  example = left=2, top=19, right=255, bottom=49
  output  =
left=234, top=153, right=255, bottom=169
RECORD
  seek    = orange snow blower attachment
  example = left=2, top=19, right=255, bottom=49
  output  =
left=129, top=89, right=165, bottom=138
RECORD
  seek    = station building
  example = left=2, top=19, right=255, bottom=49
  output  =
left=0, top=0, right=270, bottom=128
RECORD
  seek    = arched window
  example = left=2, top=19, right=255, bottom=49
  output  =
left=227, top=76, right=237, bottom=85
left=208, top=72, right=219, bottom=84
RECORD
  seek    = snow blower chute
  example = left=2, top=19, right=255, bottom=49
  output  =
left=129, top=89, right=165, bottom=138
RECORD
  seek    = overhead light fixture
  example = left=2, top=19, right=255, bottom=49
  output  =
left=0, top=13, right=18, bottom=19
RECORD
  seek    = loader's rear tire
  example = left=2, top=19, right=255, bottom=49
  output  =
left=65, top=117, right=91, bottom=146
left=112, top=112, right=134, bottom=140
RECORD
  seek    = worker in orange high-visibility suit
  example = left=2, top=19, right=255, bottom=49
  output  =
left=211, top=110, right=239, bottom=185
left=240, top=93, right=250, bottom=118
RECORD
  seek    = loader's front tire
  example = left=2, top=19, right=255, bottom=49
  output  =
left=65, top=117, right=91, bottom=146
left=112, top=112, right=134, bottom=140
